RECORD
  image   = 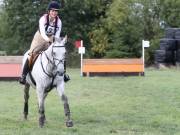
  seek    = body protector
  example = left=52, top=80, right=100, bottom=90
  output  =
left=45, top=15, right=59, bottom=36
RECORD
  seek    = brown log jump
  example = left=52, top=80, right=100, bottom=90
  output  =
left=82, top=59, right=144, bottom=76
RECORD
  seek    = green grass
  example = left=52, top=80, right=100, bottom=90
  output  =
left=0, top=68, right=180, bottom=135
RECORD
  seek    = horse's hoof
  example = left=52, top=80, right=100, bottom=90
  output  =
left=39, top=121, right=44, bottom=128
left=24, top=115, right=28, bottom=120
left=39, top=116, right=45, bottom=128
left=66, top=120, right=73, bottom=127
left=39, top=125, right=44, bottom=128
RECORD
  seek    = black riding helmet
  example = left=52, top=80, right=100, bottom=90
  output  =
left=48, top=1, right=60, bottom=11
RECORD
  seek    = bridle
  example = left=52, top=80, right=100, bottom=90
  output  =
left=52, top=45, right=65, bottom=67
left=41, top=43, right=65, bottom=78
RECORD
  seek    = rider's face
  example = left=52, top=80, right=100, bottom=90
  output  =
left=49, top=9, right=58, bottom=18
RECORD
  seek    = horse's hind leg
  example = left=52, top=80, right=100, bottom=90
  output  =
left=23, top=83, right=30, bottom=120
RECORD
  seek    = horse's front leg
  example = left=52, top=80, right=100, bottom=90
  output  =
left=36, top=87, right=47, bottom=127
left=62, top=94, right=73, bottom=127
left=57, top=82, right=73, bottom=127
left=23, top=83, right=30, bottom=120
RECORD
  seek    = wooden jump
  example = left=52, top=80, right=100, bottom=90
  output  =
left=82, top=59, right=144, bottom=76
left=0, top=56, right=22, bottom=79
left=0, top=56, right=144, bottom=79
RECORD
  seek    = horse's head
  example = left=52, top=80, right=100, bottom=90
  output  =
left=45, top=36, right=67, bottom=73
left=52, top=36, right=67, bottom=64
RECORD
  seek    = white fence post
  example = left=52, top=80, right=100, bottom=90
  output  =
left=78, top=40, right=85, bottom=76
left=142, top=40, right=150, bottom=74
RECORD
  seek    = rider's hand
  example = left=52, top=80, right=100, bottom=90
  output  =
left=49, top=36, right=55, bottom=43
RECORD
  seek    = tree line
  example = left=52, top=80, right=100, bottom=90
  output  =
left=0, top=0, right=180, bottom=66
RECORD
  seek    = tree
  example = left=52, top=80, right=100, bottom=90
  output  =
left=0, top=0, right=179, bottom=65
left=0, top=0, right=48, bottom=54
left=61, top=0, right=111, bottom=52
left=90, top=0, right=144, bottom=58
left=160, top=0, right=180, bottom=27
left=90, top=0, right=164, bottom=64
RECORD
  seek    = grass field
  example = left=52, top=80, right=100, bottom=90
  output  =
left=0, top=68, right=180, bottom=135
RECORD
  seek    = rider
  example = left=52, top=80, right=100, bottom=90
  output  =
left=19, top=1, right=70, bottom=85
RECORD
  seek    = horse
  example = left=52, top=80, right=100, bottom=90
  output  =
left=22, top=36, right=73, bottom=127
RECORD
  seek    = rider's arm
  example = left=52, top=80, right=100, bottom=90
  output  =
left=55, top=18, right=62, bottom=38
left=39, top=16, right=50, bottom=42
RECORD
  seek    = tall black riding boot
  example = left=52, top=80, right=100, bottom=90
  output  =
left=64, top=61, right=70, bottom=82
left=19, top=59, right=29, bottom=85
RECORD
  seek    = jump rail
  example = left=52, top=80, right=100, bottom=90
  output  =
left=0, top=57, right=144, bottom=79
left=82, top=59, right=144, bottom=76
left=0, top=56, right=22, bottom=80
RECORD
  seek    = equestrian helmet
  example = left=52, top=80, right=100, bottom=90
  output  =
left=48, top=1, right=60, bottom=11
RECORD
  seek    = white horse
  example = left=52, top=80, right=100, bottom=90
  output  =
left=22, top=36, right=73, bottom=127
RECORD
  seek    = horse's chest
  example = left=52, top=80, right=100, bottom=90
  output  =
left=44, top=76, right=63, bottom=90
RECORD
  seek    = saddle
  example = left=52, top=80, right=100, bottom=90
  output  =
left=28, top=52, right=41, bottom=70
left=28, top=43, right=49, bottom=70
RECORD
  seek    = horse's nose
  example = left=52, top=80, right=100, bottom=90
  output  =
left=57, top=71, right=63, bottom=76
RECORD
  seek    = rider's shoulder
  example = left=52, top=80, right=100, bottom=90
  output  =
left=57, top=16, right=62, bottom=24
left=39, top=14, right=47, bottom=23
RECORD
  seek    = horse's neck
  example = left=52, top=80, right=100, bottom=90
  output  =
left=41, top=45, right=54, bottom=68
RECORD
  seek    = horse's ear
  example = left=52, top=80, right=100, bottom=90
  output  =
left=55, top=36, right=67, bottom=44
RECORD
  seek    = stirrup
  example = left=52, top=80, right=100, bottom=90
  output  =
left=64, top=74, right=70, bottom=82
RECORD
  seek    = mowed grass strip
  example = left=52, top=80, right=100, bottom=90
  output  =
left=0, top=68, right=180, bottom=135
